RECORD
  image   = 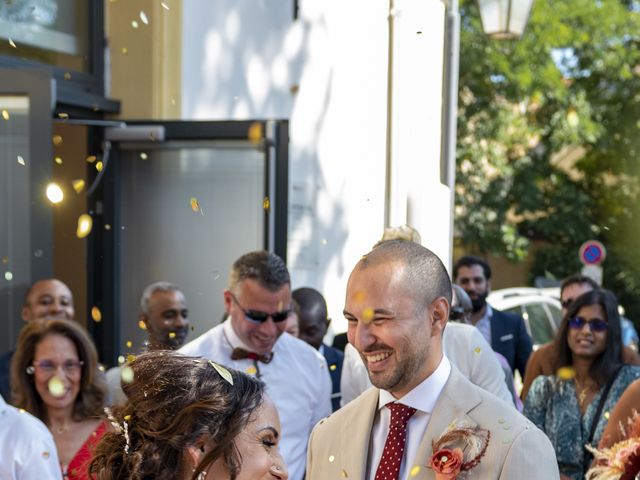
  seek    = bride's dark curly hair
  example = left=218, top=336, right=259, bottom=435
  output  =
left=89, top=351, right=265, bottom=479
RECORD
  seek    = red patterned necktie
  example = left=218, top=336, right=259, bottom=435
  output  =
left=374, top=402, right=417, bottom=480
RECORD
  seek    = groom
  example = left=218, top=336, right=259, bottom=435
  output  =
left=306, top=239, right=558, bottom=479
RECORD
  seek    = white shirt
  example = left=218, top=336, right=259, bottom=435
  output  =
left=0, top=394, right=63, bottom=480
left=341, top=322, right=513, bottom=406
left=367, top=356, right=451, bottom=480
left=180, top=321, right=332, bottom=480
left=475, top=304, right=493, bottom=345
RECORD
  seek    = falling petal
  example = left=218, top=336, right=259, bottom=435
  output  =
left=556, top=366, right=576, bottom=380
left=48, top=377, right=65, bottom=397
left=54, top=156, right=63, bottom=165
left=140, top=152, right=148, bottom=160
left=328, top=455, right=335, bottom=463
left=341, top=470, right=348, bottom=478
left=46, top=183, right=64, bottom=204
left=209, top=360, right=234, bottom=385
left=410, top=466, right=421, bottom=476
left=246, top=366, right=257, bottom=375
left=362, top=307, right=374, bottom=323
left=168, top=332, right=176, bottom=339
left=118, top=355, right=125, bottom=364
left=72, top=179, right=85, bottom=194
left=121, top=366, right=135, bottom=383
left=138, top=320, right=147, bottom=330
left=604, top=411, right=610, bottom=420
left=263, top=197, right=270, bottom=210
left=1, top=109, right=9, bottom=120
left=1, top=257, right=7, bottom=264
left=95, top=161, right=104, bottom=172
left=98, top=365, right=106, bottom=372
left=91, top=306, right=102, bottom=322
left=474, top=347, right=481, bottom=354
left=330, top=364, right=337, bottom=371
left=161, top=2, right=170, bottom=10
left=17, top=155, right=25, bottom=166
left=126, top=354, right=136, bottom=363
left=248, top=122, right=262, bottom=144
left=190, top=197, right=200, bottom=212
left=131, top=20, right=139, bottom=28
left=42, top=451, right=50, bottom=459
left=125, top=340, right=132, bottom=348
left=122, top=46, right=128, bottom=54
left=64, top=72, right=71, bottom=80
left=86, top=155, right=97, bottom=163
left=52, top=135, right=63, bottom=146
left=105, top=224, right=112, bottom=230
left=139, top=11, right=149, bottom=24
left=58, top=112, right=69, bottom=120
left=4, top=272, right=13, bottom=281
left=76, top=214, right=93, bottom=238
left=8, top=38, right=16, bottom=48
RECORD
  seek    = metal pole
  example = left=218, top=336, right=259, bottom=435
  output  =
left=441, top=0, right=460, bottom=265
left=384, top=0, right=396, bottom=228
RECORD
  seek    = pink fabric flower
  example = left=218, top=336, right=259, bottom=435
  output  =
left=430, top=447, right=464, bottom=480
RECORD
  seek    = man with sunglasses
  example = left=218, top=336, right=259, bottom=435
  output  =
left=180, top=250, right=331, bottom=480
left=521, top=274, right=640, bottom=400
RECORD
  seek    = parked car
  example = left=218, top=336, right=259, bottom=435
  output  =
left=488, top=287, right=562, bottom=349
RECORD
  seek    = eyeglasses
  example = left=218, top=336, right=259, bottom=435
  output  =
left=28, top=359, right=84, bottom=375
left=449, top=306, right=467, bottom=321
left=568, top=316, right=608, bottom=333
left=229, top=293, right=291, bottom=324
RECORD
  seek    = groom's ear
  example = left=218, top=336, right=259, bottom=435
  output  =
left=429, top=297, right=449, bottom=337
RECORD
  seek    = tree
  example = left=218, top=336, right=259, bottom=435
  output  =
left=456, top=0, right=640, bottom=321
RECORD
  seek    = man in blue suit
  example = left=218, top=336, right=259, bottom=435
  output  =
left=292, top=287, right=344, bottom=411
left=453, top=256, right=532, bottom=378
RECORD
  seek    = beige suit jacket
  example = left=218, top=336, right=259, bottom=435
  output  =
left=307, top=366, right=559, bottom=479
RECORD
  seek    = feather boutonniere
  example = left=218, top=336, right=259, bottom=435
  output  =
left=429, top=422, right=490, bottom=480
left=586, top=411, right=640, bottom=480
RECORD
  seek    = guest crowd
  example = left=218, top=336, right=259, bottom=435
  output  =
left=1, top=227, right=639, bottom=479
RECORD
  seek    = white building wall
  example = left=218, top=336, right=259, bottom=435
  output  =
left=181, top=0, right=451, bottom=334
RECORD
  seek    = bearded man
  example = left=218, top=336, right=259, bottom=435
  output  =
left=453, top=255, right=532, bottom=378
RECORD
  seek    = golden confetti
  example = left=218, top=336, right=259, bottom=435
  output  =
left=604, top=411, right=610, bottom=420
left=330, top=364, right=337, bottom=371
left=556, top=366, right=576, bottom=380
left=8, top=38, right=16, bottom=48
left=98, top=365, right=106, bottom=372
left=126, top=354, right=136, bottom=363
left=48, top=377, right=65, bottom=397
left=52, top=135, right=63, bottom=146
left=139, top=11, right=149, bottom=24
left=64, top=72, right=71, bottom=80
left=474, top=347, right=481, bottom=354
left=125, top=340, right=132, bottom=348
left=131, top=20, right=139, bottom=28
left=95, top=161, right=104, bottom=172
left=54, top=156, right=63, bottom=165
left=246, top=366, right=257, bottom=375
left=190, top=197, right=200, bottom=212
left=161, top=2, right=170, bottom=10
left=91, top=306, right=102, bottom=322
left=410, top=466, right=421, bottom=477
left=17, top=155, right=25, bottom=166
left=121, top=366, right=134, bottom=384
left=118, top=355, right=126, bottom=365
left=168, top=332, right=176, bottom=339
left=354, top=291, right=366, bottom=303
left=5, top=272, right=13, bottom=281
left=121, top=47, right=128, bottom=55
left=328, top=455, right=335, bottom=463
left=341, top=470, right=348, bottom=478
left=124, top=414, right=131, bottom=421
left=58, top=112, right=69, bottom=120
left=86, top=155, right=97, bottom=163
left=76, top=214, right=93, bottom=238
left=46, top=183, right=64, bottom=204
left=72, top=179, right=85, bottom=194
left=19, top=409, right=26, bottom=413
left=140, top=152, right=148, bottom=160
left=1, top=109, right=9, bottom=120
left=42, top=451, right=50, bottom=459
left=263, top=197, right=270, bottom=210
left=138, top=320, right=147, bottom=330
left=362, top=307, right=374, bottom=323
left=248, top=122, right=262, bottom=144
left=209, top=360, right=234, bottom=385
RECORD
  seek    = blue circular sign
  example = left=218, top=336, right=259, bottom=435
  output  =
left=579, top=240, right=606, bottom=265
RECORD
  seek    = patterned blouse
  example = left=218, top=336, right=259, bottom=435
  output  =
left=523, top=365, right=640, bottom=480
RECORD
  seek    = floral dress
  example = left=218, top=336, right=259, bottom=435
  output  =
left=523, top=365, right=640, bottom=480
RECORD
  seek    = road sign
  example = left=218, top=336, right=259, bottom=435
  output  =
left=579, top=240, right=606, bottom=266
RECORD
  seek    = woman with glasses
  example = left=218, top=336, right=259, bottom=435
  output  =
left=523, top=289, right=640, bottom=479
left=11, top=318, right=108, bottom=479
left=90, top=351, right=288, bottom=479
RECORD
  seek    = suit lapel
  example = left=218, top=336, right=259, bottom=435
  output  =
left=412, top=367, right=482, bottom=479
left=339, top=387, right=379, bottom=479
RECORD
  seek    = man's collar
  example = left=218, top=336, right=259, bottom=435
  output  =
left=223, top=319, right=254, bottom=351
left=378, top=355, right=452, bottom=414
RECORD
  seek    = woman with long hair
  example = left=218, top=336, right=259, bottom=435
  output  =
left=11, top=318, right=108, bottom=479
left=90, top=350, right=288, bottom=479
left=523, top=289, right=640, bottom=479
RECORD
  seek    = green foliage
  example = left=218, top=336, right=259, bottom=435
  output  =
left=456, top=0, right=640, bottom=322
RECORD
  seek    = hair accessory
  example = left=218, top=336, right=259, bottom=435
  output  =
left=104, top=407, right=131, bottom=455
left=26, top=366, right=35, bottom=375
left=208, top=360, right=234, bottom=385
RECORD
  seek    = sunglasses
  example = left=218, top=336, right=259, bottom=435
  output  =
left=561, top=298, right=574, bottom=310
left=449, top=306, right=466, bottom=321
left=568, top=316, right=608, bottom=332
left=230, top=292, right=291, bottom=324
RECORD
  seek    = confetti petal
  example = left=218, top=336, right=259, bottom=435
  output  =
left=556, top=366, right=576, bottom=380
left=140, top=152, right=148, bottom=160
left=1, top=109, right=9, bottom=120
left=42, top=451, right=50, bottom=459
left=474, top=347, right=481, bottom=354
left=161, top=2, right=170, bottom=10
left=139, top=11, right=149, bottom=24
left=5, top=272, right=13, bottom=281
left=263, top=197, right=270, bottom=210
left=131, top=20, right=139, bottom=28
left=125, top=340, right=132, bottom=348
left=17, top=155, right=25, bottom=166
left=46, top=183, right=64, bottom=204
left=58, top=112, right=69, bottom=120
left=362, top=307, right=374, bottom=323
left=248, top=122, right=262, bottom=144
left=63, top=72, right=71, bottom=80
left=76, top=214, right=93, bottom=238
left=8, top=38, right=16, bottom=48
left=86, top=155, right=97, bottom=163
left=91, top=306, right=102, bottom=322
left=410, top=465, right=421, bottom=476
left=328, top=455, right=335, bottom=463
left=121, top=366, right=134, bottom=383
left=190, top=197, right=200, bottom=212
left=126, top=354, right=136, bottom=363
left=54, top=156, right=63, bottom=165
left=48, top=377, right=65, bottom=397
left=330, top=364, right=337, bottom=371
left=168, top=332, right=176, bottom=339
left=246, top=366, right=257, bottom=375
left=52, top=135, right=63, bottom=146
left=209, top=360, right=234, bottom=385
left=138, top=320, right=147, bottom=330
left=72, top=179, right=85, bottom=194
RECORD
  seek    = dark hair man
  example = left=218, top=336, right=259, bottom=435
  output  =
left=307, top=240, right=558, bottom=479
left=292, top=287, right=344, bottom=411
left=453, top=255, right=533, bottom=378
left=0, top=278, right=74, bottom=400
left=180, top=251, right=331, bottom=480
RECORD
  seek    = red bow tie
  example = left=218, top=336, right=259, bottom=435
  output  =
left=230, top=347, right=274, bottom=364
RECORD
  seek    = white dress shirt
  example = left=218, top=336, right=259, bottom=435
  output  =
left=0, top=394, right=63, bottom=479
left=475, top=304, right=493, bottom=345
left=341, top=322, right=513, bottom=406
left=180, top=321, right=332, bottom=480
left=367, top=356, right=451, bottom=480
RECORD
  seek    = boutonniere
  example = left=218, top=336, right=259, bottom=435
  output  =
left=428, top=422, right=491, bottom=480
left=586, top=411, right=640, bottom=480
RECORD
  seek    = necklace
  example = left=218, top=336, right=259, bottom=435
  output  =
left=574, top=379, right=593, bottom=408
left=51, top=421, right=69, bottom=435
